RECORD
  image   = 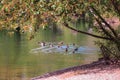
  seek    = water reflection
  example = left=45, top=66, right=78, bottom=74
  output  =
left=13, top=32, right=21, bottom=64
left=0, top=24, right=99, bottom=80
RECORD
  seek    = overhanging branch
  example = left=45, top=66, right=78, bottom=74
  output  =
left=89, top=6, right=118, bottom=38
left=63, top=22, right=113, bottom=41
left=95, top=18, right=114, bottom=39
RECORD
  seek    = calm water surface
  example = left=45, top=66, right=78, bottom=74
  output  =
left=0, top=26, right=99, bottom=80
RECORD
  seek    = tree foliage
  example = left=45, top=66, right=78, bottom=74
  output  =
left=0, top=0, right=120, bottom=61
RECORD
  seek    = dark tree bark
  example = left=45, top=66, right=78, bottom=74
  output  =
left=89, top=6, right=118, bottom=38
left=63, top=22, right=112, bottom=40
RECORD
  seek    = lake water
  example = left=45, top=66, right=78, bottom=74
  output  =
left=0, top=25, right=99, bottom=80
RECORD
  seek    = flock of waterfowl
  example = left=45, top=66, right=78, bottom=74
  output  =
left=30, top=42, right=97, bottom=54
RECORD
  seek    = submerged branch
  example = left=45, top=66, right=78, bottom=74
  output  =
left=63, top=22, right=112, bottom=41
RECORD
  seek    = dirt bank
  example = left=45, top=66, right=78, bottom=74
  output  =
left=32, top=60, right=120, bottom=80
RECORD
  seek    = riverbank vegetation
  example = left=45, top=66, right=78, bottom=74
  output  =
left=0, top=0, right=120, bottom=63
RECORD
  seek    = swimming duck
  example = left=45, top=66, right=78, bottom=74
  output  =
left=58, top=41, right=64, bottom=45
left=72, top=47, right=78, bottom=53
left=40, top=42, right=45, bottom=47
left=49, top=43, right=54, bottom=47
left=65, top=44, right=69, bottom=52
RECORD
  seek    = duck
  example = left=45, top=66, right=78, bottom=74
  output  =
left=58, top=41, right=64, bottom=45
left=40, top=42, right=45, bottom=47
left=72, top=47, right=78, bottom=53
left=57, top=41, right=64, bottom=48
left=65, top=48, right=68, bottom=52
left=65, top=44, right=69, bottom=52
left=49, top=43, right=54, bottom=48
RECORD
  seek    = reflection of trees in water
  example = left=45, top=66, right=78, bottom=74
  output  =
left=12, top=32, right=21, bottom=64
left=40, top=21, right=90, bottom=42
left=40, top=23, right=63, bottom=41
left=0, top=31, right=22, bottom=63
left=50, top=23, right=62, bottom=35
left=0, top=31, right=22, bottom=79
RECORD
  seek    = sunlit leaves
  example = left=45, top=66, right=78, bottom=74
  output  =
left=0, top=0, right=119, bottom=32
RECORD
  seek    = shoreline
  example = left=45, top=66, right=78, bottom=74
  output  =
left=32, top=60, right=120, bottom=80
